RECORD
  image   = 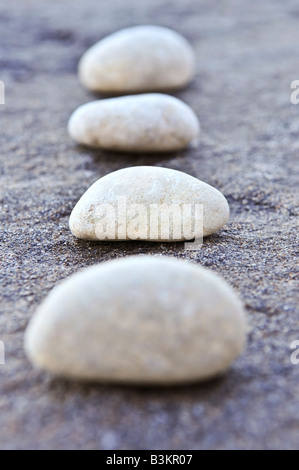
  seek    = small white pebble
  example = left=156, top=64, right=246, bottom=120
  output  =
left=69, top=166, right=229, bottom=241
left=79, top=25, right=195, bottom=93
left=68, top=93, right=200, bottom=152
left=25, top=256, right=247, bottom=385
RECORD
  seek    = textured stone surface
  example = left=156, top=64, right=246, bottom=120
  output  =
left=25, top=256, right=246, bottom=383
left=79, top=25, right=195, bottom=93
left=68, top=94, right=200, bottom=152
left=0, top=0, right=298, bottom=450
left=69, top=166, right=229, bottom=240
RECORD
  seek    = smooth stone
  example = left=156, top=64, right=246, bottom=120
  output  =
left=25, top=256, right=247, bottom=385
left=68, top=93, right=200, bottom=152
left=69, top=166, right=229, bottom=241
left=78, top=25, right=195, bottom=93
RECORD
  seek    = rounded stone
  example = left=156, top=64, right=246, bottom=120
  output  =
left=69, top=166, right=229, bottom=241
left=78, top=25, right=195, bottom=93
left=25, top=256, right=247, bottom=385
left=68, top=93, right=200, bottom=152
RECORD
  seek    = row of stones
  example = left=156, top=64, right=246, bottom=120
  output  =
left=25, top=26, right=247, bottom=385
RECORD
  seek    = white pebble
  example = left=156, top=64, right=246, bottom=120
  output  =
left=79, top=25, right=195, bottom=93
left=68, top=93, right=200, bottom=152
left=25, top=256, right=247, bottom=385
left=69, top=166, right=229, bottom=241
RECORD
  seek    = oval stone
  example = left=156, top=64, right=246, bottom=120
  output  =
left=69, top=166, right=229, bottom=241
left=25, top=256, right=247, bottom=385
left=78, top=25, right=195, bottom=93
left=68, top=94, right=200, bottom=152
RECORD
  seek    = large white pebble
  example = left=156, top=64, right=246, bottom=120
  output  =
left=79, top=25, right=195, bottom=93
left=25, top=256, right=247, bottom=385
left=68, top=94, right=200, bottom=152
left=69, top=166, right=229, bottom=241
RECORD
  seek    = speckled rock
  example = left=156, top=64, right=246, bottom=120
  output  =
left=25, top=256, right=247, bottom=384
left=78, top=25, right=195, bottom=93
left=1, top=0, right=298, bottom=451
left=68, top=93, right=200, bottom=152
left=69, top=166, right=229, bottom=241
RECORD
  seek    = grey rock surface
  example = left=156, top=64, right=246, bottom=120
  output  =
left=0, top=0, right=298, bottom=450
